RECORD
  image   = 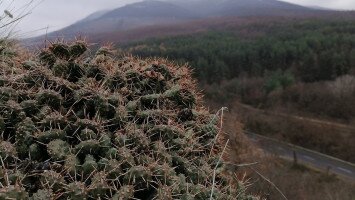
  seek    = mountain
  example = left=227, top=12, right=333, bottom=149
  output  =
left=171, top=0, right=312, bottom=16
left=309, top=6, right=333, bottom=11
left=26, top=0, right=323, bottom=45
left=100, top=0, right=196, bottom=19
left=213, top=0, right=311, bottom=16
left=76, top=10, right=110, bottom=23
left=34, top=0, right=195, bottom=40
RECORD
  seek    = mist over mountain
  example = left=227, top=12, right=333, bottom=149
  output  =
left=172, top=0, right=312, bottom=16
left=213, top=0, right=311, bottom=16
left=101, top=0, right=196, bottom=19
left=27, top=0, right=323, bottom=43
left=76, top=10, right=110, bottom=23
left=37, top=1, right=194, bottom=39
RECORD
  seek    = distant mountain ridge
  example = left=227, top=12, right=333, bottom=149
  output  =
left=101, top=0, right=196, bottom=19
left=35, top=1, right=195, bottom=39
left=172, top=0, right=312, bottom=16
left=212, top=0, right=311, bottom=16
left=76, top=10, right=110, bottom=23
left=26, top=0, right=321, bottom=44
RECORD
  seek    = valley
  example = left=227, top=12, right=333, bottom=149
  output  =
left=16, top=0, right=355, bottom=199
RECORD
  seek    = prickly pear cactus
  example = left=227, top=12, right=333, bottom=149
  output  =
left=0, top=41, right=256, bottom=199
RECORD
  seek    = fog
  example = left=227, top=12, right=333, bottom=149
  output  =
left=1, top=0, right=354, bottom=37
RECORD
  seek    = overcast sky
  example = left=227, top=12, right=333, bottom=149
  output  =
left=1, top=0, right=354, bottom=37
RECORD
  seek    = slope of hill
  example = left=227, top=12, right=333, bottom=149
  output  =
left=86, top=11, right=355, bottom=44
left=212, top=0, right=311, bottom=16
left=101, top=0, right=196, bottom=19
left=29, top=0, right=195, bottom=41
left=26, top=0, right=321, bottom=45
left=172, top=0, right=312, bottom=17
left=76, top=10, right=110, bottom=23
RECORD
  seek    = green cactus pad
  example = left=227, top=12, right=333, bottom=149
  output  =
left=47, top=139, right=70, bottom=160
left=49, top=43, right=71, bottom=60
left=69, top=40, right=88, bottom=59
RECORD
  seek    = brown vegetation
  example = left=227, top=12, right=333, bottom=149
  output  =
left=250, top=157, right=355, bottom=200
left=221, top=109, right=355, bottom=200
left=87, top=12, right=355, bottom=44
left=233, top=102, right=355, bottom=162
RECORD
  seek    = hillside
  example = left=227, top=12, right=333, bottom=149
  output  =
left=25, top=0, right=323, bottom=45
left=30, top=1, right=195, bottom=41
left=76, top=10, right=110, bottom=23
left=124, top=17, right=355, bottom=85
left=173, top=0, right=313, bottom=16
left=214, top=0, right=310, bottom=16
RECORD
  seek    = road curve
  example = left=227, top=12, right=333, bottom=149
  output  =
left=245, top=131, right=355, bottom=182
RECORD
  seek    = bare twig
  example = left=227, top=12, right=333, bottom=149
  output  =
left=0, top=0, right=42, bottom=38
left=0, top=13, right=29, bottom=29
left=210, top=139, right=229, bottom=200
left=209, top=107, right=228, bottom=157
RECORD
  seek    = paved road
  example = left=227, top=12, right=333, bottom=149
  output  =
left=245, top=131, right=355, bottom=182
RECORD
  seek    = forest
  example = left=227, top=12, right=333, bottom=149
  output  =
left=124, top=18, right=355, bottom=161
left=124, top=18, right=355, bottom=121
left=126, top=19, right=355, bottom=83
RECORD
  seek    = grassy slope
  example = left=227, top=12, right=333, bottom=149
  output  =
left=251, top=158, right=355, bottom=200
left=222, top=110, right=355, bottom=200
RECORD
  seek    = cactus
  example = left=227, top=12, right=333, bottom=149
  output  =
left=154, top=185, right=174, bottom=200
left=40, top=170, right=65, bottom=192
left=49, top=43, right=71, bottom=61
left=37, top=129, right=66, bottom=143
left=64, top=182, right=87, bottom=200
left=78, top=128, right=97, bottom=141
left=38, top=49, right=56, bottom=67
left=31, top=189, right=54, bottom=200
left=0, top=41, right=255, bottom=199
left=0, top=116, right=4, bottom=133
left=113, top=185, right=135, bottom=200
left=15, top=118, right=35, bottom=158
left=0, top=185, right=28, bottom=200
left=36, top=89, right=62, bottom=110
left=20, top=100, right=39, bottom=116
left=88, top=171, right=111, bottom=198
left=69, top=40, right=87, bottom=59
left=29, top=143, right=41, bottom=160
left=47, top=139, right=70, bottom=160
left=52, top=60, right=70, bottom=78
left=123, top=165, right=152, bottom=189
left=75, top=139, right=100, bottom=155
left=82, top=154, right=98, bottom=176
left=0, top=140, right=17, bottom=159
left=64, top=154, right=81, bottom=176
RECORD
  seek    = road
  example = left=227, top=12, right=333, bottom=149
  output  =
left=245, top=131, right=355, bottom=182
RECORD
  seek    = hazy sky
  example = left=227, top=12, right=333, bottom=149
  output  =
left=1, top=0, right=354, bottom=37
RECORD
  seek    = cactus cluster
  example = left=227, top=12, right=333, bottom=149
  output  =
left=0, top=41, right=255, bottom=199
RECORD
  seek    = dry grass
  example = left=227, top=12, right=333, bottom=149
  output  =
left=216, top=106, right=355, bottom=200
left=229, top=102, right=355, bottom=163
left=249, top=156, right=355, bottom=200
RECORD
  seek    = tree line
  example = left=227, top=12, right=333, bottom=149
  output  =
left=124, top=19, right=355, bottom=85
